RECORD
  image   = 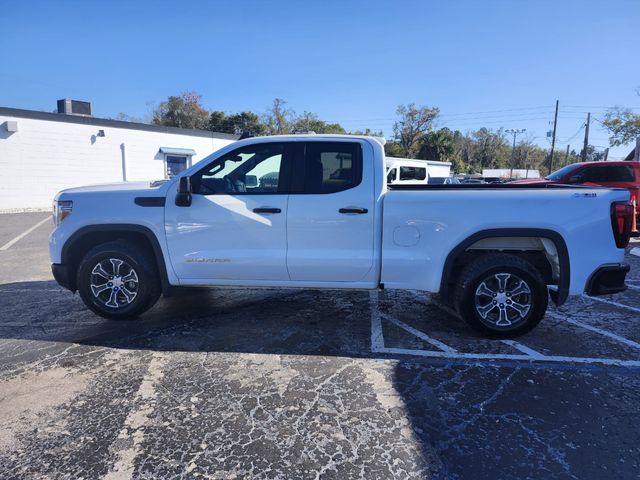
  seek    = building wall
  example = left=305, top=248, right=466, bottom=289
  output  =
left=482, top=169, right=541, bottom=179
left=428, top=164, right=452, bottom=178
left=0, top=115, right=235, bottom=210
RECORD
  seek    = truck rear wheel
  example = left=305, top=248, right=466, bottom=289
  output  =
left=77, top=241, right=161, bottom=320
left=453, top=253, right=548, bottom=337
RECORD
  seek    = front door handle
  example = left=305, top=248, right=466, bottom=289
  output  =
left=253, top=207, right=281, bottom=214
left=339, top=207, right=368, bottom=214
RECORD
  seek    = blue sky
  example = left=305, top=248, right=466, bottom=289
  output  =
left=2, top=0, right=639, bottom=158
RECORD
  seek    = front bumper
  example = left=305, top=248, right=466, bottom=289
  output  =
left=52, top=263, right=75, bottom=292
left=585, top=263, right=630, bottom=296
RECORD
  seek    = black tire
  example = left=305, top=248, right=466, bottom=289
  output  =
left=77, top=240, right=161, bottom=320
left=453, top=253, right=548, bottom=338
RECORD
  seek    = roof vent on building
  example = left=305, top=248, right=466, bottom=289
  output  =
left=57, top=99, right=92, bottom=117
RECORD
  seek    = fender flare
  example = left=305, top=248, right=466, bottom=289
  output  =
left=439, top=228, right=570, bottom=306
left=61, top=224, right=172, bottom=295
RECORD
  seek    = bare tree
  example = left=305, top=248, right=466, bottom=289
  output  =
left=263, top=98, right=294, bottom=135
left=393, top=103, right=439, bottom=158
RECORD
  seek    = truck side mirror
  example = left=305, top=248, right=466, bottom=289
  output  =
left=175, top=176, right=192, bottom=207
left=245, top=174, right=258, bottom=188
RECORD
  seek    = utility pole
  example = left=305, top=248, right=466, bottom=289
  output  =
left=505, top=128, right=526, bottom=179
left=548, top=100, right=559, bottom=175
left=603, top=148, right=609, bottom=162
left=564, top=144, right=570, bottom=166
left=581, top=112, right=591, bottom=162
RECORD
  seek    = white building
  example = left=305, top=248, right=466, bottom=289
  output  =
left=0, top=101, right=238, bottom=211
left=482, top=168, right=541, bottom=180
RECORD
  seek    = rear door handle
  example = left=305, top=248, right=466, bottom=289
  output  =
left=339, top=207, right=368, bottom=214
left=253, top=207, right=281, bottom=214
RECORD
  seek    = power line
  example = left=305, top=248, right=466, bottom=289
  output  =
left=338, top=116, right=556, bottom=128
left=437, top=106, right=552, bottom=117
left=328, top=106, right=555, bottom=124
left=557, top=124, right=585, bottom=144
left=564, top=105, right=640, bottom=110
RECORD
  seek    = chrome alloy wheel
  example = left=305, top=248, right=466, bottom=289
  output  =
left=474, top=272, right=532, bottom=327
left=90, top=258, right=139, bottom=309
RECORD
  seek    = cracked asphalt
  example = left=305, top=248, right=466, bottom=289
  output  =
left=1, top=212, right=639, bottom=479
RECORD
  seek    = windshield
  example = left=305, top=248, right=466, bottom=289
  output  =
left=545, top=164, right=579, bottom=181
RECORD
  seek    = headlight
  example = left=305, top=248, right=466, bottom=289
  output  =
left=53, top=200, right=73, bottom=226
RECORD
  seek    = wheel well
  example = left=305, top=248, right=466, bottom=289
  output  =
left=440, top=230, right=570, bottom=306
left=62, top=229, right=162, bottom=292
left=451, top=247, right=554, bottom=285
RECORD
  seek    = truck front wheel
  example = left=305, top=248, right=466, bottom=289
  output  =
left=453, top=253, right=548, bottom=337
left=77, top=241, right=161, bottom=320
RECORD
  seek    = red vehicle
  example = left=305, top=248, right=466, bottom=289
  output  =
left=512, top=161, right=640, bottom=231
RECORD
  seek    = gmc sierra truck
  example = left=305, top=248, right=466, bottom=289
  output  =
left=50, top=135, right=633, bottom=337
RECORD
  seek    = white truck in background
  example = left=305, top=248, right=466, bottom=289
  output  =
left=385, top=157, right=452, bottom=185
left=50, top=135, right=633, bottom=337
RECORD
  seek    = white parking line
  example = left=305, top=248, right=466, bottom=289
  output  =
left=0, top=288, right=63, bottom=293
left=382, top=314, right=458, bottom=353
left=582, top=294, right=640, bottom=314
left=0, top=217, right=50, bottom=251
left=546, top=311, right=640, bottom=351
left=501, top=340, right=545, bottom=358
left=369, top=291, right=385, bottom=352
left=370, top=299, right=640, bottom=367
left=373, top=345, right=640, bottom=367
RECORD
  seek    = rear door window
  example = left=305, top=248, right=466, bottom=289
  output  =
left=399, top=166, right=427, bottom=181
left=581, top=165, right=635, bottom=183
left=295, top=142, right=363, bottom=194
left=605, top=165, right=635, bottom=182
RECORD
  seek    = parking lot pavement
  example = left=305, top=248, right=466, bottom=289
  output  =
left=1, top=213, right=639, bottom=479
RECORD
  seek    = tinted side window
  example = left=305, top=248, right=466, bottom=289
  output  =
left=578, top=167, right=598, bottom=182
left=399, top=166, right=427, bottom=181
left=300, top=142, right=362, bottom=194
left=605, top=165, right=635, bottom=182
left=386, top=168, right=397, bottom=183
left=581, top=165, right=635, bottom=183
left=192, top=143, right=286, bottom=195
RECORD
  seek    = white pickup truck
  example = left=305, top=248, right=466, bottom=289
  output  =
left=50, top=135, right=633, bottom=337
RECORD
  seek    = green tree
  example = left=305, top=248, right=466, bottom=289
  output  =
left=291, top=111, right=346, bottom=134
left=419, top=128, right=460, bottom=161
left=468, top=127, right=510, bottom=170
left=208, top=111, right=267, bottom=136
left=450, top=156, right=467, bottom=174
left=603, top=108, right=640, bottom=146
left=152, top=91, right=209, bottom=129
left=384, top=141, right=404, bottom=157
left=208, top=111, right=230, bottom=133
left=227, top=112, right=267, bottom=136
left=349, top=128, right=384, bottom=137
left=511, top=137, right=539, bottom=169
left=392, top=103, right=440, bottom=158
